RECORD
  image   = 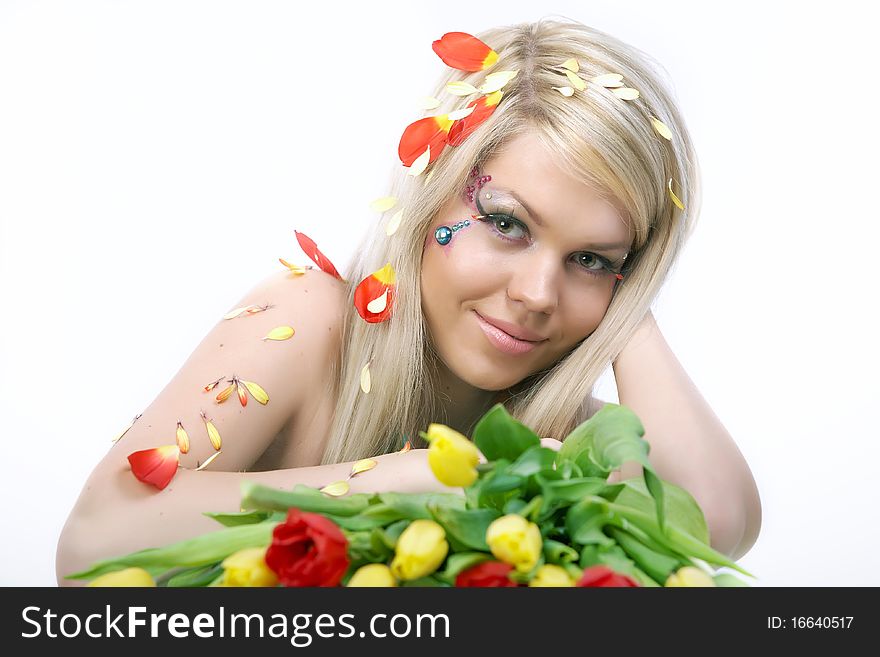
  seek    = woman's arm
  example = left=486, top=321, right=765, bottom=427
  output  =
left=608, top=311, right=762, bottom=560
left=55, top=448, right=448, bottom=586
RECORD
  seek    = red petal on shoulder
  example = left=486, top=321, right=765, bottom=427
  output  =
left=294, top=230, right=343, bottom=280
left=127, top=445, right=180, bottom=490
left=432, top=32, right=498, bottom=72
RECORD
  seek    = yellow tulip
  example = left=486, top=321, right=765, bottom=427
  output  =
left=529, top=564, right=574, bottom=587
left=425, top=423, right=481, bottom=487
left=220, top=546, right=279, bottom=587
left=87, top=567, right=156, bottom=587
left=390, top=519, right=449, bottom=581
left=347, top=563, right=398, bottom=587
left=486, top=514, right=542, bottom=573
left=665, top=566, right=717, bottom=587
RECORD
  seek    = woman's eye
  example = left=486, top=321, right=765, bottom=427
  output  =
left=486, top=213, right=527, bottom=239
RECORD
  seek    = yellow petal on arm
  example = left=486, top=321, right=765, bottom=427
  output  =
left=216, top=382, right=235, bottom=403
left=349, top=458, right=378, bottom=478
left=369, top=196, right=398, bottom=213
left=241, top=380, right=269, bottom=405
left=223, top=307, right=249, bottom=320
left=278, top=258, right=308, bottom=274
left=176, top=421, right=190, bottom=454
left=200, top=410, right=223, bottom=450
left=195, top=450, right=222, bottom=471
left=262, top=326, right=295, bottom=341
left=320, top=480, right=350, bottom=497
left=360, top=360, right=372, bottom=394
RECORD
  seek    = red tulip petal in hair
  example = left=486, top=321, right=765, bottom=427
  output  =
left=264, top=508, right=350, bottom=587
left=447, top=91, right=503, bottom=147
left=455, top=561, right=520, bottom=587
left=398, top=115, right=454, bottom=167
left=354, top=263, right=397, bottom=323
left=127, top=445, right=180, bottom=490
left=294, top=230, right=343, bottom=281
left=575, top=565, right=641, bottom=587
left=432, top=32, right=499, bottom=72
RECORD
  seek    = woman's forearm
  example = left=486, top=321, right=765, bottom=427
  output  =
left=610, top=311, right=762, bottom=560
left=55, top=449, right=450, bottom=586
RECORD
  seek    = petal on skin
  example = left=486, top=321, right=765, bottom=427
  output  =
left=175, top=421, right=190, bottom=454
left=127, top=445, right=180, bottom=490
left=432, top=32, right=498, bottom=72
left=236, top=378, right=248, bottom=407
left=216, top=382, right=235, bottom=403
left=242, top=379, right=269, bottom=405
left=294, top=230, right=344, bottom=281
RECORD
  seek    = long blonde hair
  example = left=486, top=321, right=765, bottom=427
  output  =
left=320, top=17, right=701, bottom=464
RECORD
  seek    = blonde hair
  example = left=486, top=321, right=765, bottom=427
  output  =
left=320, top=16, right=701, bottom=464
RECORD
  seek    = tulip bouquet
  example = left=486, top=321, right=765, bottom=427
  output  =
left=66, top=403, right=756, bottom=587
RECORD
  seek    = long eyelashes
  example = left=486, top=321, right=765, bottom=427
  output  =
left=474, top=212, right=616, bottom=277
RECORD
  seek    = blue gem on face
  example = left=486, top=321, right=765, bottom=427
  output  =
left=435, top=226, right=453, bottom=245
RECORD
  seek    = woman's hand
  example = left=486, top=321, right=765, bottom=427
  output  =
left=396, top=448, right=466, bottom=495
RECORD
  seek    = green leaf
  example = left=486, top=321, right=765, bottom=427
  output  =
left=579, top=544, right=660, bottom=587
left=322, top=505, right=406, bottom=530
left=64, top=521, right=277, bottom=581
left=436, top=552, right=494, bottom=583
left=429, top=505, right=500, bottom=551
left=565, top=499, right=615, bottom=547
left=240, top=480, right=372, bottom=517
left=378, top=492, right=466, bottom=519
left=556, top=403, right=667, bottom=532
left=399, top=575, right=452, bottom=587
left=714, top=573, right=751, bottom=587
left=203, top=510, right=277, bottom=527
left=473, top=403, right=540, bottom=462
left=542, top=539, right=580, bottom=565
left=162, top=562, right=226, bottom=587
left=509, top=446, right=557, bottom=478
left=614, top=478, right=709, bottom=545
left=606, top=526, right=683, bottom=585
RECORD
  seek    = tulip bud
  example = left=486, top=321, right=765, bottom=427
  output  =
left=220, top=546, right=279, bottom=587
left=87, top=567, right=156, bottom=587
left=665, top=566, right=717, bottom=587
left=486, top=514, right=542, bottom=573
left=425, top=423, right=481, bottom=487
left=390, top=519, right=449, bottom=581
left=347, top=563, right=398, bottom=587
left=529, top=564, right=574, bottom=587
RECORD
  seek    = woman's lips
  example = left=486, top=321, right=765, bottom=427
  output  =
left=474, top=311, right=544, bottom=355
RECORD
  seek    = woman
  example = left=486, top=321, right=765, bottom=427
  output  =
left=56, top=18, right=761, bottom=585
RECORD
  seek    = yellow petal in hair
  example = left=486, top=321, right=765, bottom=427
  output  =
left=360, top=360, right=372, bottom=394
left=667, top=177, right=685, bottom=210
left=447, top=105, right=477, bottom=121
left=176, top=421, right=190, bottom=454
left=650, top=116, right=673, bottom=140
left=446, top=81, right=479, bottom=96
left=242, top=379, right=269, bottom=405
left=560, top=58, right=579, bottom=73
left=420, top=96, right=442, bottom=110
left=320, top=480, right=350, bottom=497
left=612, top=87, right=640, bottom=100
left=385, top=209, right=404, bottom=237
left=553, top=86, right=575, bottom=97
left=407, top=145, right=431, bottom=177
left=564, top=70, right=586, bottom=91
left=478, top=69, right=518, bottom=94
left=262, top=326, right=295, bottom=341
left=369, top=196, right=398, bottom=213
left=591, top=73, right=624, bottom=88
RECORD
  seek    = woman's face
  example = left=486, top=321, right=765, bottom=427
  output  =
left=420, top=131, right=634, bottom=392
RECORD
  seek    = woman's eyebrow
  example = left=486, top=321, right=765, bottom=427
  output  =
left=496, top=188, right=630, bottom=251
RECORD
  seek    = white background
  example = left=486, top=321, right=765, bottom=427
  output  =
left=1, top=0, right=877, bottom=586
